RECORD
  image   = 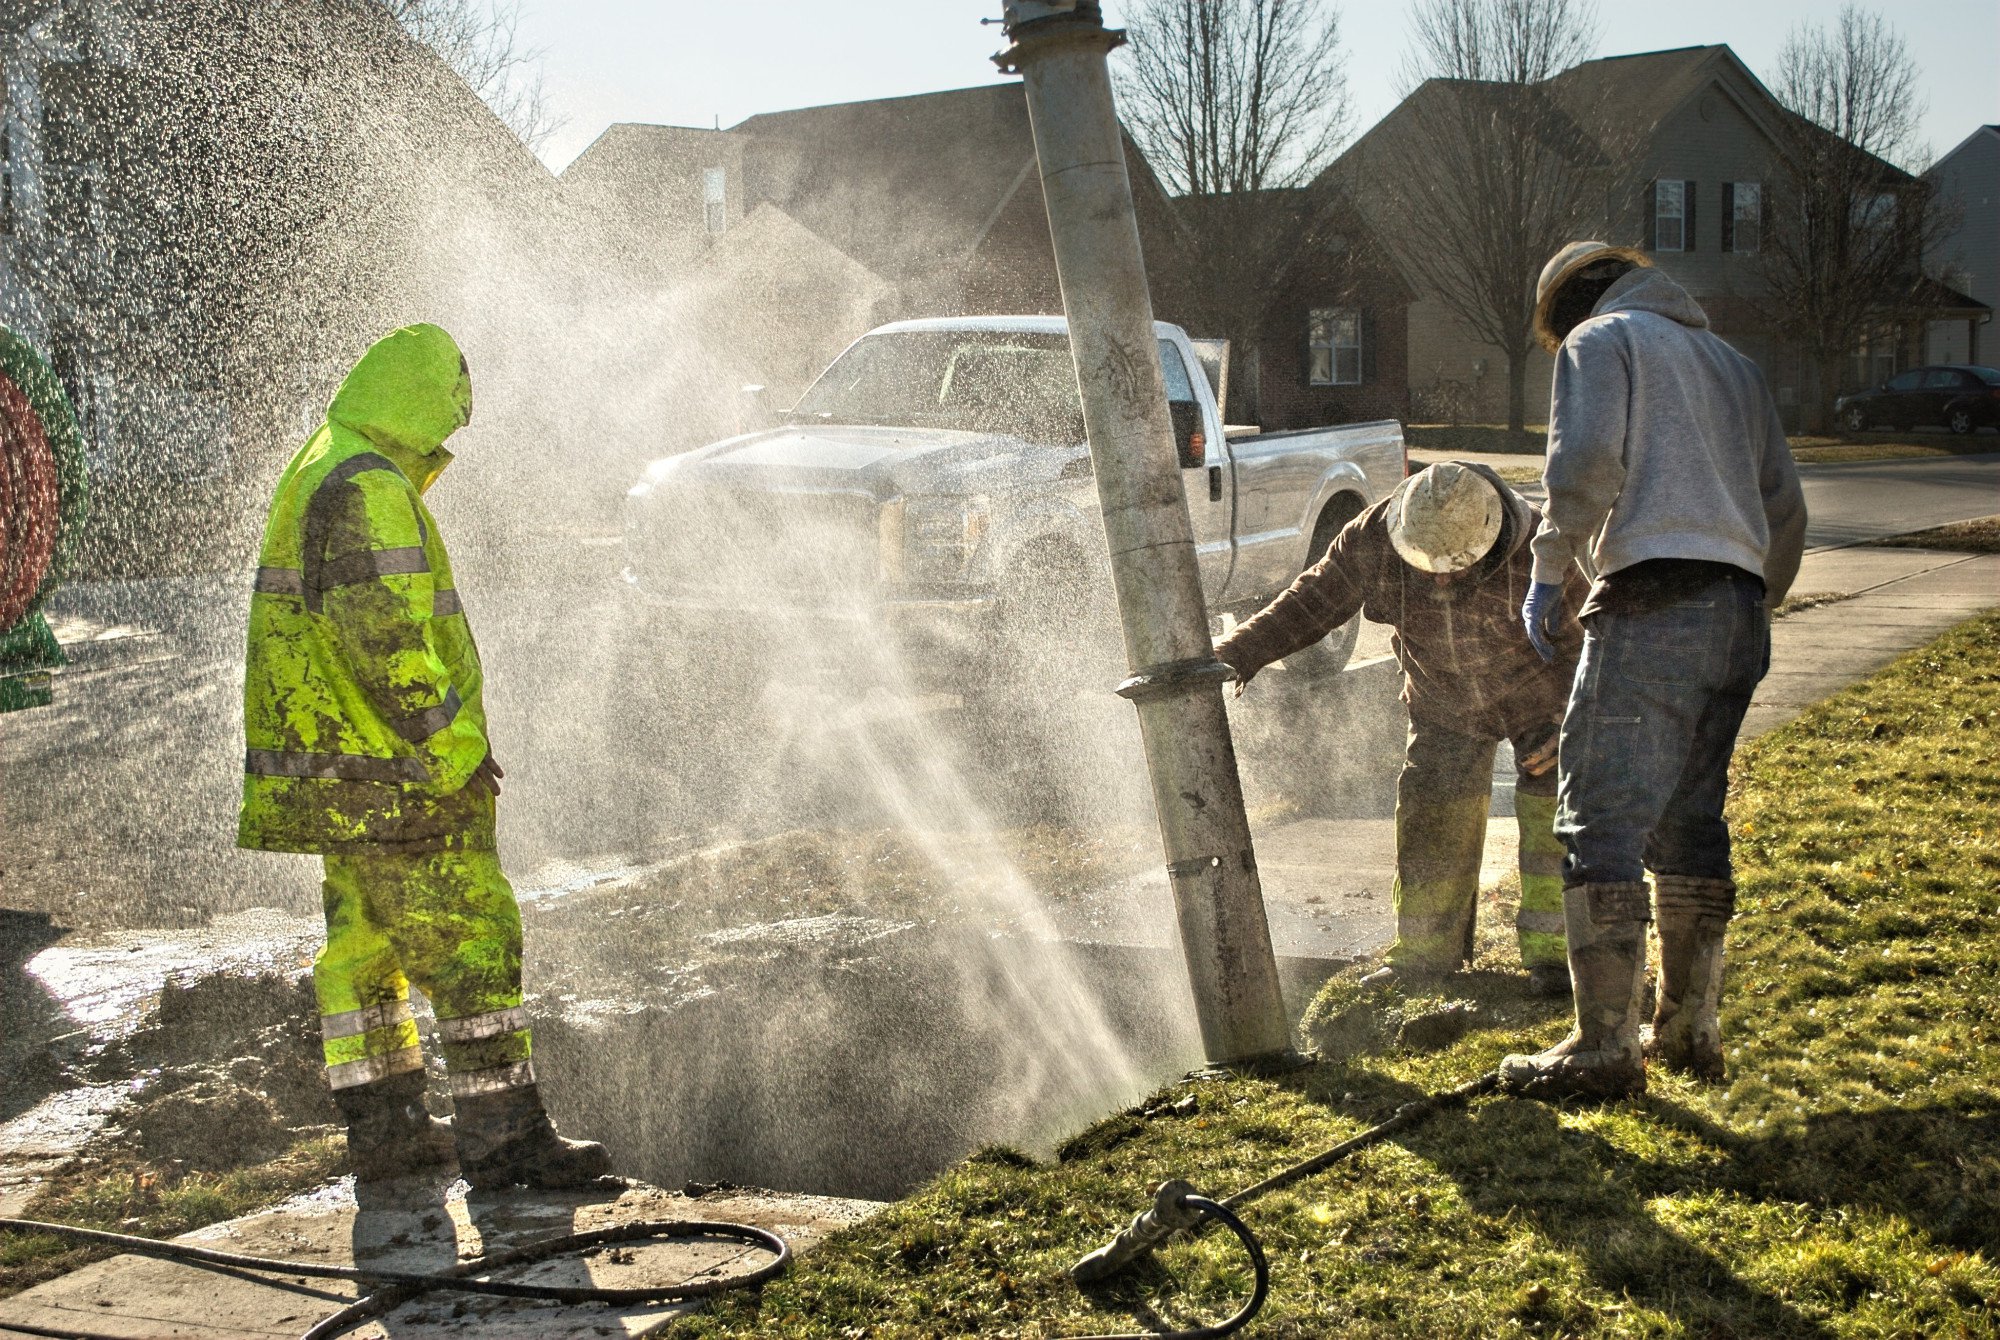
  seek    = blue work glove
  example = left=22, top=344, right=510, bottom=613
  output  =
left=1522, top=581, right=1564, bottom=663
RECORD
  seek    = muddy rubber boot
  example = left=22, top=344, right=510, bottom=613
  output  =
left=1499, top=883, right=1649, bottom=1101
left=333, top=1070, right=458, bottom=1183
left=1647, top=876, right=1734, bottom=1080
left=453, top=1084, right=614, bottom=1190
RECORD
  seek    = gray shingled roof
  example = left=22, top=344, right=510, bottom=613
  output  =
left=728, top=84, right=1040, bottom=280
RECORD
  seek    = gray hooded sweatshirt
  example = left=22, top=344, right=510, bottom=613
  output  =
left=1530, top=267, right=1807, bottom=607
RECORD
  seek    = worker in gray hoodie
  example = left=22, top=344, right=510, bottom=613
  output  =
left=1500, top=242, right=1807, bottom=1101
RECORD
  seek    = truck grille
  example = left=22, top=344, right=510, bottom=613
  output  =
left=634, top=488, right=882, bottom=604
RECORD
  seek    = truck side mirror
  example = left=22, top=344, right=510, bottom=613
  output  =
left=1169, top=400, right=1205, bottom=469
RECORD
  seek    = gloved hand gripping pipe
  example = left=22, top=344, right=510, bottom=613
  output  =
left=1066, top=1070, right=1502, bottom=1338
left=0, top=1213, right=788, bottom=1340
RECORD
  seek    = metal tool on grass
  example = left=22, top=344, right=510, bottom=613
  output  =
left=1068, top=1071, right=1502, bottom=1338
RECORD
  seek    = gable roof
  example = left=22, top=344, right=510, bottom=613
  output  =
left=1543, top=45, right=1732, bottom=142
left=1930, top=124, right=2000, bottom=177
left=1547, top=43, right=1915, bottom=186
left=726, top=83, right=1039, bottom=279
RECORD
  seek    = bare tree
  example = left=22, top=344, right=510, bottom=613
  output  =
left=1115, top=0, right=1352, bottom=392
left=1760, top=5, right=1938, bottom=431
left=381, top=0, right=563, bottom=151
left=1358, top=0, right=1609, bottom=433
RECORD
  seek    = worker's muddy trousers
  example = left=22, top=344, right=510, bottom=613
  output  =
left=314, top=848, right=537, bottom=1100
left=1386, top=718, right=1567, bottom=972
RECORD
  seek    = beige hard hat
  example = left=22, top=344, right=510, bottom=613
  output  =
left=1385, top=463, right=1504, bottom=574
left=1532, top=240, right=1650, bottom=351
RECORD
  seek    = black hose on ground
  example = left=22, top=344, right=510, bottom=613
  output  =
left=1066, top=1070, right=1503, bottom=1338
left=1067, top=1195, right=1269, bottom=1340
left=0, top=1213, right=789, bottom=1340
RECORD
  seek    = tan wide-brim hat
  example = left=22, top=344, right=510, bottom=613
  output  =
left=1531, top=241, right=1650, bottom=352
left=1385, top=462, right=1504, bottom=574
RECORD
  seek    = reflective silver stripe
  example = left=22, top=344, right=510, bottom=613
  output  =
left=321, top=999, right=416, bottom=1042
left=254, top=567, right=305, bottom=598
left=245, top=748, right=427, bottom=784
left=390, top=687, right=462, bottom=744
left=1519, top=850, right=1567, bottom=879
left=326, top=1046, right=424, bottom=1091
left=1516, top=910, right=1568, bottom=936
left=435, top=1005, right=530, bottom=1045
left=449, top=1059, right=536, bottom=1098
left=432, top=588, right=462, bottom=617
left=319, top=546, right=432, bottom=591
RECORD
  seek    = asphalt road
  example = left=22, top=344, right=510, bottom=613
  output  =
left=1799, top=451, right=2000, bottom=552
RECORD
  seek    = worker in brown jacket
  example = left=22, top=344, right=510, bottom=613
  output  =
left=1215, top=462, right=1589, bottom=994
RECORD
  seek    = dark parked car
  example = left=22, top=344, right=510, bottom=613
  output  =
left=1835, top=364, right=2000, bottom=435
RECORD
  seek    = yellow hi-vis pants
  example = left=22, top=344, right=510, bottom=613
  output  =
left=1386, top=719, right=1568, bottom=972
left=315, top=848, right=535, bottom=1099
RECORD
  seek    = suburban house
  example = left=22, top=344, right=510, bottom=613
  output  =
left=1925, top=125, right=1999, bottom=367
left=562, top=85, right=1190, bottom=428
left=1165, top=187, right=1412, bottom=430
left=1331, top=44, right=1970, bottom=428
left=561, top=82, right=1416, bottom=436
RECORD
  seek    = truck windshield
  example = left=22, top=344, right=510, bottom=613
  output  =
left=791, top=331, right=1092, bottom=443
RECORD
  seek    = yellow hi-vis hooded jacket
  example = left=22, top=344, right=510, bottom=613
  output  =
left=238, top=324, right=493, bottom=854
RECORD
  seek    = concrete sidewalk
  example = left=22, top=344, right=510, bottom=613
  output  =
left=0, top=1181, right=877, bottom=1339
left=1202, top=542, right=2000, bottom=970
left=1744, top=545, right=1999, bottom=739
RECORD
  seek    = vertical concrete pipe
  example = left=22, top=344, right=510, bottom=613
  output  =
left=995, top=1, right=1293, bottom=1067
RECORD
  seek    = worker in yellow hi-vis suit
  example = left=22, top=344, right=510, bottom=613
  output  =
left=238, top=323, right=609, bottom=1189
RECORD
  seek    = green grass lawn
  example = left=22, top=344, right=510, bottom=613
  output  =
left=1871, top=515, right=2000, bottom=556
left=667, top=613, right=2000, bottom=1339
left=0, top=1140, right=345, bottom=1299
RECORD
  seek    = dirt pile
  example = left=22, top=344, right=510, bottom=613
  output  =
left=87, top=971, right=338, bottom=1170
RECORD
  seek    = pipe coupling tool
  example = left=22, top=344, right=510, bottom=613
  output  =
left=1070, top=1177, right=1207, bottom=1284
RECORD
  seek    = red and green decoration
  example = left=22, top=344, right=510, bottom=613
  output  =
left=0, top=325, right=89, bottom=712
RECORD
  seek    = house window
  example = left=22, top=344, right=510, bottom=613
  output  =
left=1653, top=179, right=1686, bottom=252
left=1308, top=308, right=1362, bottom=386
left=1723, top=181, right=1760, bottom=253
left=1854, top=191, right=1896, bottom=232
left=703, top=166, right=727, bottom=234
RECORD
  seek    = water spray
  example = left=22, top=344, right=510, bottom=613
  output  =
left=995, top=0, right=1292, bottom=1071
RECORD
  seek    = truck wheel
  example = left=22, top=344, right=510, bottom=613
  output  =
left=1279, top=497, right=1364, bottom=680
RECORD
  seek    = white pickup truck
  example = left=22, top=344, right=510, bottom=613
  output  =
left=623, top=316, right=1406, bottom=685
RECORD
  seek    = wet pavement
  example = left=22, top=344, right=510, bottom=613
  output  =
left=0, top=1180, right=876, bottom=1338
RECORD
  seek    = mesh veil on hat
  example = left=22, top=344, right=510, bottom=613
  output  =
left=1385, top=463, right=1504, bottom=574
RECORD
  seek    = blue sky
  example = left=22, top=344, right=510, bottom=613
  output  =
left=517, top=1, right=1999, bottom=175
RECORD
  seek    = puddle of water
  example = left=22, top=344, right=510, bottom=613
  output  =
left=1, top=1084, right=131, bottom=1160
left=25, top=909, right=320, bottom=1034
